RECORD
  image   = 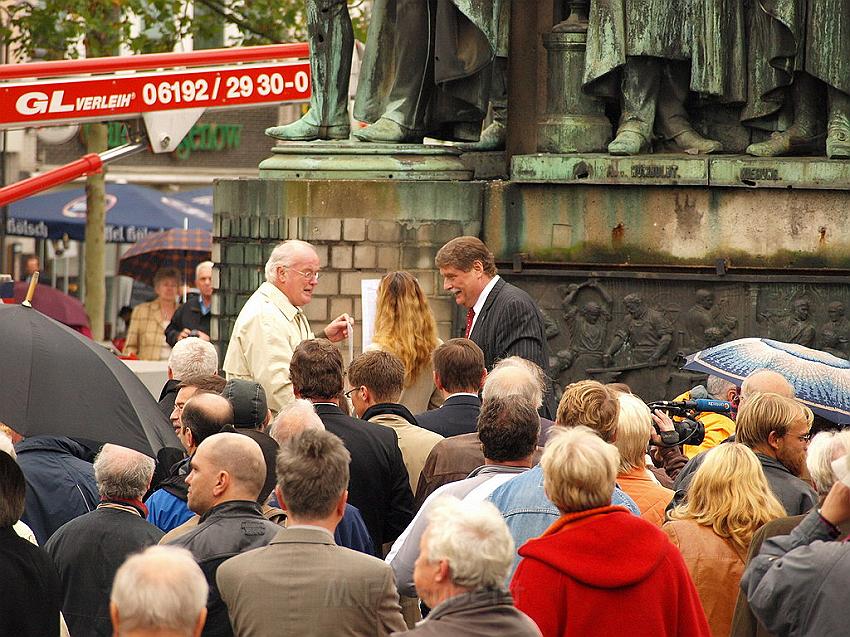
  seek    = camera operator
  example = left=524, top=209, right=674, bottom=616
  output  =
left=674, top=376, right=739, bottom=458
left=648, top=408, right=689, bottom=483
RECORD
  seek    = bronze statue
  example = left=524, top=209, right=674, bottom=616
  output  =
left=782, top=298, right=817, bottom=347
left=682, top=289, right=737, bottom=350
left=820, top=302, right=850, bottom=359
left=265, top=0, right=353, bottom=141
left=352, top=0, right=503, bottom=143
left=581, top=0, right=744, bottom=155
left=743, top=0, right=850, bottom=159
left=603, top=294, right=673, bottom=365
left=560, top=280, right=612, bottom=372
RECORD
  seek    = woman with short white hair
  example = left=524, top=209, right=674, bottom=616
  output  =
left=404, top=496, right=541, bottom=636
left=510, top=426, right=710, bottom=637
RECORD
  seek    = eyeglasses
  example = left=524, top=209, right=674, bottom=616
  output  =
left=289, top=268, right=320, bottom=282
left=344, top=387, right=359, bottom=400
left=797, top=432, right=813, bottom=443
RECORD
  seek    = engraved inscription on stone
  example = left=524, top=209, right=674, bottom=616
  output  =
left=631, top=164, right=680, bottom=179
left=740, top=167, right=780, bottom=181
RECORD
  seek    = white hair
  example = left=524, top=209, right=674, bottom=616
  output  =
left=706, top=375, right=736, bottom=400
left=269, top=399, right=324, bottom=446
left=94, top=444, right=155, bottom=501
left=195, top=260, right=213, bottom=281
left=0, top=432, right=15, bottom=459
left=168, top=338, right=218, bottom=381
left=111, top=546, right=208, bottom=636
left=807, top=430, right=850, bottom=496
left=481, top=359, right=544, bottom=408
left=423, top=496, right=514, bottom=590
left=264, top=240, right=316, bottom=283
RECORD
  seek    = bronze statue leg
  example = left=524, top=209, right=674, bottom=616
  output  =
left=656, top=62, right=722, bottom=153
left=376, top=0, right=437, bottom=133
left=747, top=74, right=825, bottom=156
left=266, top=0, right=353, bottom=141
left=827, top=87, right=850, bottom=159
left=608, top=57, right=660, bottom=155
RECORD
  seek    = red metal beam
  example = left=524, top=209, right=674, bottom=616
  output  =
left=0, top=43, right=309, bottom=81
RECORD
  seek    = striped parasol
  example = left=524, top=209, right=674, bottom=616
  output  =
left=118, top=228, right=212, bottom=286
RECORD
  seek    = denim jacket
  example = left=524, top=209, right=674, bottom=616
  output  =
left=488, top=465, right=640, bottom=581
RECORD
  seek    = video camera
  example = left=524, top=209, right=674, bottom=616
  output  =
left=645, top=398, right=731, bottom=448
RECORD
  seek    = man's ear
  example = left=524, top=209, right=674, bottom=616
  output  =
left=167, top=367, right=174, bottom=380
left=212, top=471, right=229, bottom=497
left=275, top=486, right=288, bottom=513
left=767, top=430, right=783, bottom=451
left=336, top=490, right=348, bottom=518
left=109, top=603, right=120, bottom=634
left=472, top=260, right=485, bottom=276
left=193, top=607, right=208, bottom=637
left=479, top=369, right=487, bottom=390
left=433, top=372, right=444, bottom=391
left=435, top=560, right=451, bottom=583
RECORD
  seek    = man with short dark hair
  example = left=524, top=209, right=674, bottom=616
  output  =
left=45, top=445, right=163, bottom=637
left=146, top=393, right=234, bottom=532
left=168, top=433, right=279, bottom=637
left=348, top=351, right=443, bottom=493
left=217, top=430, right=406, bottom=635
left=291, top=338, right=414, bottom=552
left=388, top=396, right=539, bottom=596
left=414, top=338, right=486, bottom=438
left=435, top=236, right=556, bottom=418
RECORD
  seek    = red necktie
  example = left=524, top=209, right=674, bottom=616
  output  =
left=465, top=308, right=475, bottom=338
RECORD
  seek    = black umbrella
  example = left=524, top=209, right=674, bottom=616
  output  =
left=0, top=304, right=180, bottom=456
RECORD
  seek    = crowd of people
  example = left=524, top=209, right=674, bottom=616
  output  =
left=2, top=236, right=848, bottom=637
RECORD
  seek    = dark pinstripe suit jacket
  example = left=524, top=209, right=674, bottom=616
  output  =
left=468, top=277, right=557, bottom=418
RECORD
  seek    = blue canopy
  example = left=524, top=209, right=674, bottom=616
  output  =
left=6, top=184, right=213, bottom=244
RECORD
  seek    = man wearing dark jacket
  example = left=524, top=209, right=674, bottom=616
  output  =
left=14, top=434, right=98, bottom=544
left=435, top=237, right=557, bottom=419
left=291, top=338, right=414, bottom=553
left=167, top=432, right=279, bottom=637
left=165, top=261, right=214, bottom=347
left=414, top=338, right=486, bottom=439
left=45, top=444, right=163, bottom=637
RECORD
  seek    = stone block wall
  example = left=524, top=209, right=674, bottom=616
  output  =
left=212, top=178, right=484, bottom=361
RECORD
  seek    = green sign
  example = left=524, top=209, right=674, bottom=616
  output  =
left=107, top=121, right=242, bottom=160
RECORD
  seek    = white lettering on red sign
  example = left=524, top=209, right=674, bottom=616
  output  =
left=0, top=61, right=310, bottom=127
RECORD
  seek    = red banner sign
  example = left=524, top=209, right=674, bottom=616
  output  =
left=0, top=60, right=311, bottom=128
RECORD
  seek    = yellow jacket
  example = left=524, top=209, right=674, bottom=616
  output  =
left=675, top=390, right=736, bottom=458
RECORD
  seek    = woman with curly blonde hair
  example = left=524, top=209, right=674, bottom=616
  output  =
left=367, top=271, right=442, bottom=413
left=663, top=443, right=786, bottom=637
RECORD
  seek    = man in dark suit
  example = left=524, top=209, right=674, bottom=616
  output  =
left=415, top=338, right=486, bottom=438
left=435, top=236, right=556, bottom=418
left=290, top=339, right=414, bottom=553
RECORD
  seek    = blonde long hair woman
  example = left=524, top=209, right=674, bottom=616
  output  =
left=663, top=443, right=785, bottom=637
left=368, top=271, right=442, bottom=413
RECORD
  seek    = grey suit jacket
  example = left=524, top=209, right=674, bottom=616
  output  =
left=217, top=527, right=406, bottom=637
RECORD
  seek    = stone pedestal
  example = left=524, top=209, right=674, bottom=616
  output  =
left=258, top=141, right=472, bottom=181
left=537, top=32, right=611, bottom=153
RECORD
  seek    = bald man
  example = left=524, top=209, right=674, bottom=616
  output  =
left=167, top=433, right=279, bottom=637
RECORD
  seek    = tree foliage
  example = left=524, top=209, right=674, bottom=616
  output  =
left=3, top=0, right=372, bottom=59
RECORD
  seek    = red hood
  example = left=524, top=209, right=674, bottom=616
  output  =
left=517, top=506, right=672, bottom=588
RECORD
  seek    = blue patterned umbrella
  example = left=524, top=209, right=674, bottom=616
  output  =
left=684, top=338, right=850, bottom=424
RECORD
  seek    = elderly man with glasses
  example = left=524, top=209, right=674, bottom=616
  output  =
left=224, top=240, right=351, bottom=414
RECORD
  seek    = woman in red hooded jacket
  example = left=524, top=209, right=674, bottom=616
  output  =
left=510, top=426, right=710, bottom=637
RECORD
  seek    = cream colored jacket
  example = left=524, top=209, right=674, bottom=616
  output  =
left=223, top=282, right=313, bottom=413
